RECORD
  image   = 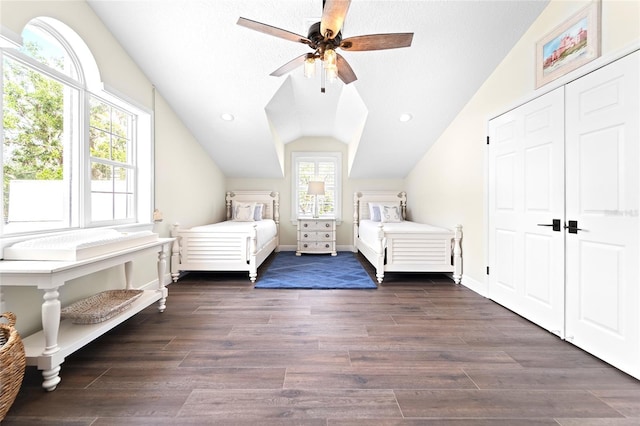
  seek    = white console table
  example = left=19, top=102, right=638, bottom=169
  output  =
left=0, top=238, right=173, bottom=391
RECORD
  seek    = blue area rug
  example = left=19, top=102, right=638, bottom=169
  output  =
left=255, top=251, right=377, bottom=289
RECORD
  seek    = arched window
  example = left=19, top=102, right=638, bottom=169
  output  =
left=1, top=17, right=152, bottom=236
left=20, top=19, right=79, bottom=79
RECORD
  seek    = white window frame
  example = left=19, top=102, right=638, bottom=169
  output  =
left=0, top=18, right=153, bottom=243
left=291, top=151, right=342, bottom=224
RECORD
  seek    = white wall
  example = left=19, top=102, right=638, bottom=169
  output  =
left=405, top=0, right=640, bottom=292
left=0, top=1, right=226, bottom=335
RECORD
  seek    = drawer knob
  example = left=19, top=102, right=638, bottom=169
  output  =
left=325, top=244, right=330, bottom=248
left=303, top=223, right=308, bottom=228
left=325, top=234, right=330, bottom=238
left=304, top=234, right=308, bottom=238
left=325, top=223, right=330, bottom=227
left=303, top=244, right=308, bottom=248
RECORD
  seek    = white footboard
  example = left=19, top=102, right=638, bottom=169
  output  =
left=353, top=191, right=462, bottom=284
left=356, top=224, right=462, bottom=284
left=171, top=224, right=275, bottom=283
left=170, top=190, right=280, bottom=283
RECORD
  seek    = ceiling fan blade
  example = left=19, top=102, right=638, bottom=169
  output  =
left=336, top=54, right=357, bottom=84
left=340, top=33, right=414, bottom=51
left=320, top=0, right=351, bottom=39
left=237, top=17, right=311, bottom=45
left=270, top=54, right=307, bottom=77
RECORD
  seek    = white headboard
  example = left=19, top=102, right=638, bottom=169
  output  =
left=226, top=191, right=280, bottom=223
left=353, top=191, right=407, bottom=223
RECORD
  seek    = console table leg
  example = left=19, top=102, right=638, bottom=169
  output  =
left=41, top=287, right=62, bottom=391
left=42, top=365, right=61, bottom=391
left=124, top=261, right=133, bottom=289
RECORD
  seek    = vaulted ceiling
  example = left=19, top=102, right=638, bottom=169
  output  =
left=87, top=0, right=549, bottom=179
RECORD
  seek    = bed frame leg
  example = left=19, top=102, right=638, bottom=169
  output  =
left=249, top=225, right=258, bottom=282
left=170, top=224, right=181, bottom=282
left=374, top=223, right=386, bottom=283
left=452, top=224, right=463, bottom=284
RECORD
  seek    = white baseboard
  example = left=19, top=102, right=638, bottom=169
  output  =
left=278, top=245, right=355, bottom=252
left=459, top=274, right=488, bottom=297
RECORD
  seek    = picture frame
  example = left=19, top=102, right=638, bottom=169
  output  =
left=535, top=1, right=601, bottom=88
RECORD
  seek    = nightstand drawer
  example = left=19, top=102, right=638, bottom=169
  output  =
left=300, top=231, right=333, bottom=242
left=298, top=241, right=334, bottom=251
left=300, top=220, right=334, bottom=231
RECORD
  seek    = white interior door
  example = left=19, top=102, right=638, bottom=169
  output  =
left=565, top=51, right=639, bottom=378
left=488, top=87, right=565, bottom=337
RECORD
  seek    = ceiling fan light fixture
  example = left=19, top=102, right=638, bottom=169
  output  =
left=304, top=55, right=316, bottom=78
left=323, top=48, right=337, bottom=69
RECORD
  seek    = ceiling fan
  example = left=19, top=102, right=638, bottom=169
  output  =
left=237, top=0, right=413, bottom=91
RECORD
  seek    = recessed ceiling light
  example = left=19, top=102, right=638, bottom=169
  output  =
left=399, top=113, right=412, bottom=122
left=220, top=113, right=234, bottom=121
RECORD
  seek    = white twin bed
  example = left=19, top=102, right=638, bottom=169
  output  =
left=170, top=189, right=461, bottom=285
left=353, top=191, right=462, bottom=284
left=170, top=191, right=279, bottom=282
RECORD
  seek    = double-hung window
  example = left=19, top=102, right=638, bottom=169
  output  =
left=89, top=97, right=135, bottom=224
left=291, top=151, right=341, bottom=221
left=1, top=18, right=152, bottom=237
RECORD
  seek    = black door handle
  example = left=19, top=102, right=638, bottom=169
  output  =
left=537, top=219, right=561, bottom=232
left=565, top=220, right=583, bottom=234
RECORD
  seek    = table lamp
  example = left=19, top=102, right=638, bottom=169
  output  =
left=307, top=181, right=325, bottom=218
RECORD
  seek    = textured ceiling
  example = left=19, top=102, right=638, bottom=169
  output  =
left=87, top=0, right=549, bottom=179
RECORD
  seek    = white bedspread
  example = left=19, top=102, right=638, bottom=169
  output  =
left=190, top=219, right=277, bottom=250
left=358, top=220, right=452, bottom=252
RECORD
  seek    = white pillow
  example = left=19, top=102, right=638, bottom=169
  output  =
left=253, top=203, right=264, bottom=221
left=379, top=204, right=403, bottom=223
left=233, top=202, right=255, bottom=221
left=368, top=203, right=381, bottom=222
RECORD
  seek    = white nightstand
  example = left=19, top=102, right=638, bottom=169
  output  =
left=296, top=218, right=337, bottom=256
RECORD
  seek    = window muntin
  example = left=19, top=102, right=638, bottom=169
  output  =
left=89, top=97, right=135, bottom=223
left=292, top=152, right=341, bottom=221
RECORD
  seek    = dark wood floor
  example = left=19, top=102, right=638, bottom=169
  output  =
left=4, top=253, right=640, bottom=425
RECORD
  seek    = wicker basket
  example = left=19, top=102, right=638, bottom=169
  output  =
left=0, top=312, right=26, bottom=421
left=61, top=290, right=143, bottom=324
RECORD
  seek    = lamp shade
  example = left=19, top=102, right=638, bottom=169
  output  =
left=307, top=181, right=325, bottom=195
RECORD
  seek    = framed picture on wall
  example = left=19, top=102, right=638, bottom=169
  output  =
left=535, top=1, right=601, bottom=88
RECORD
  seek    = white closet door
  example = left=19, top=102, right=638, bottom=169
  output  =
left=488, top=87, right=565, bottom=337
left=565, top=51, right=639, bottom=378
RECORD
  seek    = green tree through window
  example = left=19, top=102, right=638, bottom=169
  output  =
left=2, top=45, right=65, bottom=222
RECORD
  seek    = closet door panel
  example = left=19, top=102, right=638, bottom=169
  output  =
left=565, top=51, right=639, bottom=379
left=488, top=87, right=565, bottom=336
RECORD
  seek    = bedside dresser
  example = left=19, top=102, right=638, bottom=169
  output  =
left=296, top=218, right=337, bottom=256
